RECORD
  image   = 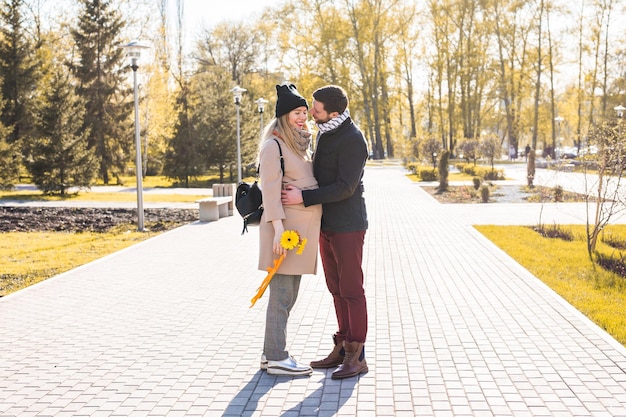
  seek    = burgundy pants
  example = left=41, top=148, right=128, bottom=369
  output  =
left=319, top=229, right=367, bottom=343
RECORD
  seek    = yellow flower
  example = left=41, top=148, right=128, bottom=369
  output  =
left=280, top=230, right=301, bottom=251
left=296, top=238, right=307, bottom=255
left=250, top=230, right=307, bottom=308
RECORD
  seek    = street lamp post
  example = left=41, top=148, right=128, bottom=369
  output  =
left=616, top=105, right=625, bottom=145
left=554, top=116, right=564, bottom=160
left=255, top=98, right=269, bottom=141
left=231, top=86, right=247, bottom=184
left=122, top=40, right=150, bottom=231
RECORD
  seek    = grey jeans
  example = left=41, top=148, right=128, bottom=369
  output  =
left=264, top=273, right=302, bottom=361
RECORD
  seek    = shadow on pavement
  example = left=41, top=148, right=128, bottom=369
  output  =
left=221, top=371, right=357, bottom=416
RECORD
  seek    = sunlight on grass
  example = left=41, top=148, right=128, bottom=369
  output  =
left=407, top=171, right=482, bottom=182
left=11, top=171, right=252, bottom=192
left=476, top=225, right=626, bottom=346
left=95, top=173, right=253, bottom=188
left=0, top=230, right=160, bottom=297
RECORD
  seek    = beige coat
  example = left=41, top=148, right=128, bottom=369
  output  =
left=258, top=136, right=322, bottom=275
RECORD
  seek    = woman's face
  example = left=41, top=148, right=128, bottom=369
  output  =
left=287, top=106, right=309, bottom=130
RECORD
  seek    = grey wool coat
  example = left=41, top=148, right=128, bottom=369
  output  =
left=258, top=135, right=322, bottom=275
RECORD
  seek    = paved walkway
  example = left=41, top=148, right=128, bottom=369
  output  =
left=1, top=166, right=626, bottom=417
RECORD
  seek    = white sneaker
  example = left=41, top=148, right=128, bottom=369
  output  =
left=267, top=356, right=312, bottom=376
left=260, top=354, right=268, bottom=370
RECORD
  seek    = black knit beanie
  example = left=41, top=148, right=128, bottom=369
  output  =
left=275, top=84, right=308, bottom=118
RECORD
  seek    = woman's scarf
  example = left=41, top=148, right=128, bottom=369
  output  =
left=294, top=129, right=312, bottom=152
left=272, top=129, right=311, bottom=153
left=316, top=109, right=350, bottom=134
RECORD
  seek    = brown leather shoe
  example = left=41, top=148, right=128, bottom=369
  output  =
left=310, top=336, right=345, bottom=369
left=331, top=341, right=368, bottom=379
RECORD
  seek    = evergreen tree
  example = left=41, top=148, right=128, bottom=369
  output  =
left=0, top=121, right=18, bottom=189
left=163, top=81, right=205, bottom=187
left=0, top=0, right=40, bottom=145
left=190, top=70, right=239, bottom=183
left=71, top=0, right=130, bottom=184
left=26, top=67, right=96, bottom=195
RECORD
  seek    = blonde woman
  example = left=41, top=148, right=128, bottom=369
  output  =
left=258, top=84, right=322, bottom=376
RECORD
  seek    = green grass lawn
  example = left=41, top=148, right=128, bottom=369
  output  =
left=97, top=174, right=256, bottom=188
left=1, top=175, right=214, bottom=297
left=407, top=171, right=477, bottom=182
left=2, top=173, right=259, bottom=202
left=476, top=224, right=626, bottom=346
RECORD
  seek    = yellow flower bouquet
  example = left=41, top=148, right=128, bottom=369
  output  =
left=250, top=230, right=307, bottom=307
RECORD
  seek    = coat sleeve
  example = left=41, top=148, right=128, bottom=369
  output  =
left=259, top=140, right=285, bottom=223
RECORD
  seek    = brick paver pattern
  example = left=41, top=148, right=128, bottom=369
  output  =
left=1, top=166, right=625, bottom=416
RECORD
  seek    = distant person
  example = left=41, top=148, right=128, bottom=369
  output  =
left=258, top=83, right=322, bottom=376
left=282, top=85, right=369, bottom=380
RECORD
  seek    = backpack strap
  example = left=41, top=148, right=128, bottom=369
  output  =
left=273, top=138, right=284, bottom=174
left=257, top=138, right=284, bottom=174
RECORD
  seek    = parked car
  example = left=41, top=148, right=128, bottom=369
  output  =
left=560, top=147, right=578, bottom=159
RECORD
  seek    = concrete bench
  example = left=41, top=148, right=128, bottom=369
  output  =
left=212, top=183, right=236, bottom=215
left=196, top=196, right=233, bottom=222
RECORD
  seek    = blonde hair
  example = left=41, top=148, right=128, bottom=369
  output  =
left=258, top=114, right=312, bottom=162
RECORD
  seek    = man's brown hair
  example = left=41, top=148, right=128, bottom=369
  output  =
left=312, top=85, right=349, bottom=114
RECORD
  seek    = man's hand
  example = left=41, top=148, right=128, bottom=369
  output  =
left=281, top=185, right=303, bottom=205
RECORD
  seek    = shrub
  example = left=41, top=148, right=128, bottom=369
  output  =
left=483, top=169, right=505, bottom=180
left=472, top=176, right=481, bottom=189
left=553, top=185, right=564, bottom=202
left=594, top=252, right=626, bottom=278
left=466, top=165, right=505, bottom=180
left=463, top=165, right=477, bottom=176
left=480, top=185, right=490, bottom=203
left=531, top=224, right=574, bottom=241
left=419, top=168, right=437, bottom=181
left=601, top=233, right=626, bottom=250
left=406, top=162, right=419, bottom=175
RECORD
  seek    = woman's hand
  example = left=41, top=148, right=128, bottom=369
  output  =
left=272, top=220, right=285, bottom=256
left=273, top=233, right=285, bottom=256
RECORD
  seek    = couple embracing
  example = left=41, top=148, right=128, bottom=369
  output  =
left=256, top=83, right=369, bottom=380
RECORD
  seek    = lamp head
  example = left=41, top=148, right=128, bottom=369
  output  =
left=121, top=40, right=150, bottom=67
left=231, top=86, right=247, bottom=105
left=255, top=97, right=269, bottom=113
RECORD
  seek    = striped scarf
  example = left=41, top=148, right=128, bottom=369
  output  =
left=316, top=109, right=350, bottom=134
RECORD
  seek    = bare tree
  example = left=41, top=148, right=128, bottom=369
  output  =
left=584, top=120, right=626, bottom=258
left=489, top=0, right=535, bottom=151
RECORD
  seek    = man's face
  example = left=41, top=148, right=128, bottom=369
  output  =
left=309, top=99, right=337, bottom=124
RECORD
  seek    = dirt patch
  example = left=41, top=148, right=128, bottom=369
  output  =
left=0, top=207, right=199, bottom=233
